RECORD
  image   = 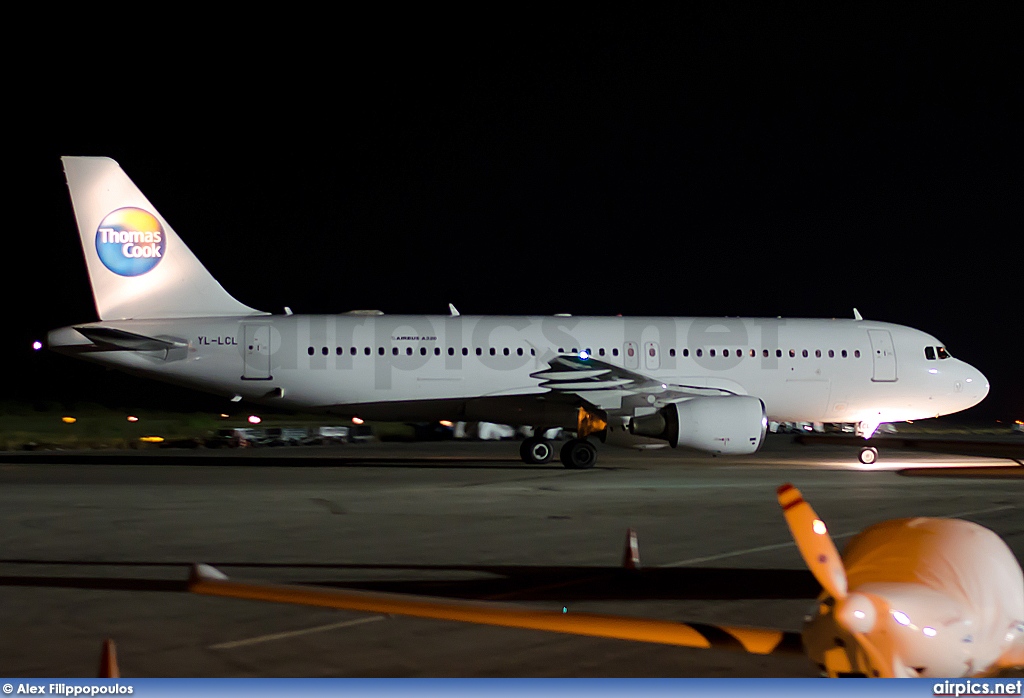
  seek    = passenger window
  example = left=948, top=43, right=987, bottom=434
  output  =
left=815, top=350, right=821, bottom=358
left=723, top=349, right=729, bottom=357
left=489, top=348, right=496, bottom=356
left=749, top=349, right=755, bottom=357
left=434, top=347, right=440, bottom=356
left=599, top=348, right=606, bottom=356
left=476, top=348, right=482, bottom=356
left=925, top=346, right=936, bottom=360
left=517, top=348, right=523, bottom=356
left=364, top=347, right=371, bottom=355
left=696, top=348, right=703, bottom=357
left=802, top=350, right=808, bottom=358
left=420, top=347, right=427, bottom=356
left=669, top=348, right=676, bottom=357
left=612, top=348, right=619, bottom=357
left=392, top=347, right=399, bottom=356
left=854, top=350, right=861, bottom=358
left=462, top=348, right=468, bottom=356
left=841, top=350, right=847, bottom=358
left=448, top=347, right=455, bottom=356
left=322, top=347, right=328, bottom=356
left=776, top=349, right=782, bottom=358
left=710, top=349, right=716, bottom=357
left=683, top=348, right=689, bottom=357
left=307, top=347, right=314, bottom=356
left=762, top=349, right=769, bottom=357
left=789, top=350, right=795, bottom=358
left=378, top=347, right=385, bottom=355
left=828, top=350, right=834, bottom=358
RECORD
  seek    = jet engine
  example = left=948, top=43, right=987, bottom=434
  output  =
left=628, top=395, right=767, bottom=454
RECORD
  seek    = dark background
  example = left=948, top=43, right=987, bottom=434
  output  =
left=6, top=5, right=1021, bottom=420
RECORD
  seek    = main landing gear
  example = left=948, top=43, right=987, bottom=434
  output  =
left=519, top=435, right=598, bottom=469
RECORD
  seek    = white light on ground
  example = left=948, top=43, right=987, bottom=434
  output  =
left=352, top=417, right=365, bottom=425
left=32, top=341, right=42, bottom=351
left=127, top=416, right=139, bottom=422
left=247, top=415, right=262, bottom=425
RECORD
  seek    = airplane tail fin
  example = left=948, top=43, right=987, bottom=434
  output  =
left=61, top=156, right=265, bottom=320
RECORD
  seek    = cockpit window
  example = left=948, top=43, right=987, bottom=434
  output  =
left=937, top=346, right=951, bottom=359
left=924, top=346, right=936, bottom=360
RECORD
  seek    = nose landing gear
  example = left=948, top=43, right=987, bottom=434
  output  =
left=859, top=446, right=879, bottom=465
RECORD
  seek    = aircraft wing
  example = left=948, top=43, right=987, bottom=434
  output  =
left=531, top=354, right=740, bottom=406
left=188, top=564, right=802, bottom=656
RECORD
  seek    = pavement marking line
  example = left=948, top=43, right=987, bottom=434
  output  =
left=210, top=615, right=386, bottom=649
left=664, top=504, right=1015, bottom=568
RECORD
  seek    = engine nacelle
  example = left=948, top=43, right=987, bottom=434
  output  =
left=628, top=395, right=767, bottom=454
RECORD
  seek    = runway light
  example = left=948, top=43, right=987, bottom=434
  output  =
left=439, top=420, right=453, bottom=427
left=247, top=415, right=262, bottom=425
left=126, top=415, right=139, bottom=422
left=32, top=341, right=42, bottom=351
left=61, top=416, right=76, bottom=424
left=352, top=416, right=365, bottom=425
left=219, top=413, right=230, bottom=419
left=812, top=519, right=827, bottom=535
left=139, top=436, right=164, bottom=443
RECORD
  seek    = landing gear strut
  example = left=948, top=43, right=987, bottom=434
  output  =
left=520, top=436, right=555, bottom=464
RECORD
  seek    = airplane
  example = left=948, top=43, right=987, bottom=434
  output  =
left=188, top=483, right=1024, bottom=678
left=48, top=156, right=989, bottom=467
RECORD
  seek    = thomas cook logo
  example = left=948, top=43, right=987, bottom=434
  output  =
left=95, top=208, right=166, bottom=276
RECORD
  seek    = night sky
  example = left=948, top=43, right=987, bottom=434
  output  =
left=7, top=7, right=1021, bottom=420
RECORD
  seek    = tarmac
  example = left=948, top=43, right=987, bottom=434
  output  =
left=0, top=435, right=1020, bottom=677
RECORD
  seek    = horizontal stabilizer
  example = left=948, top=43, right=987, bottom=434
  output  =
left=75, top=326, right=188, bottom=352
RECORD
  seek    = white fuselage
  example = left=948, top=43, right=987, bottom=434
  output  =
left=49, top=314, right=989, bottom=428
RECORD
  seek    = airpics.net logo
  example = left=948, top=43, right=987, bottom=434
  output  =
left=94, top=207, right=166, bottom=276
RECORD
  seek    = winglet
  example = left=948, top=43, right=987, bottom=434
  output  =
left=98, top=639, right=119, bottom=679
left=449, top=303, right=460, bottom=317
left=853, top=308, right=863, bottom=321
left=622, top=528, right=641, bottom=570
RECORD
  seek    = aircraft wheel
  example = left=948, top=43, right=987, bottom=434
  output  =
left=560, top=438, right=598, bottom=469
left=520, top=436, right=554, bottom=464
left=859, top=446, right=878, bottom=465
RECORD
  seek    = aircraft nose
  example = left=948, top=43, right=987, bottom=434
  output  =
left=959, top=363, right=989, bottom=408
